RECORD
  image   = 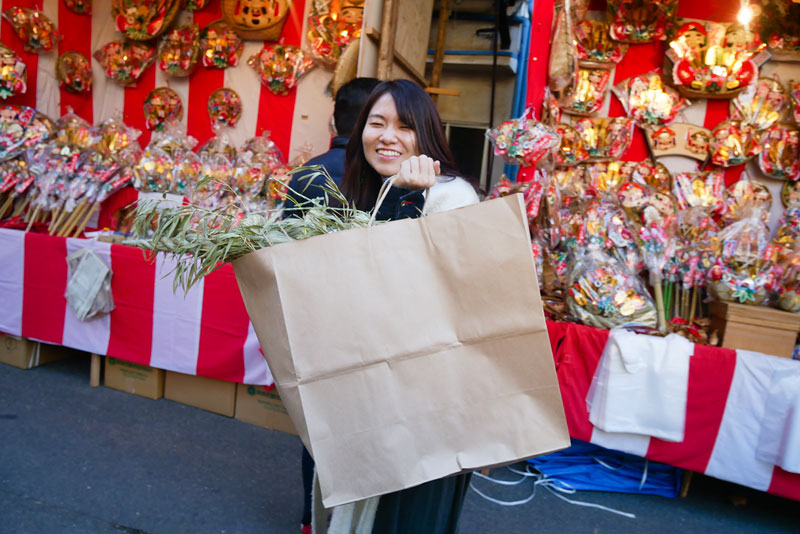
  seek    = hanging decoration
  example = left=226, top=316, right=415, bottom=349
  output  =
left=791, top=80, right=800, bottom=123
left=181, top=0, right=209, bottom=11
left=143, top=87, right=183, bottom=131
left=612, top=72, right=688, bottom=127
left=758, top=123, right=800, bottom=180
left=56, top=52, right=92, bottom=93
left=607, top=0, right=678, bottom=43
left=723, top=174, right=772, bottom=223
left=573, top=117, right=634, bottom=161
left=782, top=180, right=800, bottom=207
left=158, top=24, right=201, bottom=77
left=561, top=68, right=611, bottom=116
left=221, top=0, right=291, bottom=41
left=199, top=21, right=244, bottom=69
left=94, top=41, right=156, bottom=87
left=574, top=20, right=628, bottom=68
left=645, top=123, right=712, bottom=161
left=63, top=0, right=92, bottom=16
left=709, top=119, right=761, bottom=166
left=112, top=0, right=180, bottom=41
left=307, top=0, right=364, bottom=68
left=248, top=45, right=315, bottom=96
left=208, top=88, right=242, bottom=128
left=486, top=111, right=561, bottom=167
left=754, top=0, right=800, bottom=61
left=0, top=44, right=27, bottom=100
left=666, top=20, right=770, bottom=99
left=730, top=77, right=789, bottom=129
left=2, top=7, right=61, bottom=52
left=554, top=124, right=589, bottom=166
left=672, top=171, right=725, bottom=214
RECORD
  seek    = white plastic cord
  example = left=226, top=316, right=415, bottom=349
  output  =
left=470, top=465, right=637, bottom=519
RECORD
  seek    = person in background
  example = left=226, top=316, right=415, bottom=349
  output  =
left=284, top=77, right=380, bottom=215
left=313, top=79, right=480, bottom=533
left=293, top=76, right=379, bottom=534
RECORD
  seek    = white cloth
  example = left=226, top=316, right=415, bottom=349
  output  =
left=422, top=176, right=480, bottom=215
left=755, top=361, right=800, bottom=474
left=587, top=329, right=693, bottom=442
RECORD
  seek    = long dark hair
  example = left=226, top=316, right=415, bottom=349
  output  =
left=340, top=80, right=474, bottom=211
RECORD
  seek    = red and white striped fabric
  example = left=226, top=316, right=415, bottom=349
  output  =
left=548, top=321, right=800, bottom=503
left=0, top=227, right=273, bottom=386
left=0, top=0, right=334, bottom=162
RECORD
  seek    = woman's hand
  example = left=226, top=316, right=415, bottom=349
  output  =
left=390, top=155, right=440, bottom=190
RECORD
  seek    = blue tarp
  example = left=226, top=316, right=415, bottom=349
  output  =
left=527, top=439, right=683, bottom=498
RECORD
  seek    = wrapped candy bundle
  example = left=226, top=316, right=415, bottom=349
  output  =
left=710, top=120, right=761, bottom=167
left=2, top=7, right=60, bottom=52
left=585, top=161, right=626, bottom=196
left=0, top=44, right=27, bottom=100
left=672, top=171, right=725, bottom=215
left=731, top=77, right=789, bottom=130
left=758, top=124, right=800, bottom=180
left=707, top=205, right=779, bottom=306
left=613, top=72, right=688, bottom=127
left=95, top=116, right=142, bottom=166
left=566, top=244, right=658, bottom=329
left=573, top=117, right=634, bottom=161
left=170, top=151, right=202, bottom=197
left=0, top=105, right=36, bottom=162
left=774, top=204, right=800, bottom=249
left=723, top=173, right=772, bottom=223
left=487, top=113, right=560, bottom=167
left=94, top=41, right=156, bottom=87
left=0, top=158, right=32, bottom=218
left=22, top=112, right=54, bottom=149
left=621, top=160, right=671, bottom=192
left=197, top=127, right=238, bottom=162
left=199, top=21, right=243, bottom=69
left=133, top=147, right=174, bottom=193
left=248, top=45, right=315, bottom=96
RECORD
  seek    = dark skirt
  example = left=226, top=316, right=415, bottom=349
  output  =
left=371, top=473, right=473, bottom=534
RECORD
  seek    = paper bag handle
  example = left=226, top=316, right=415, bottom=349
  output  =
left=368, top=177, right=432, bottom=227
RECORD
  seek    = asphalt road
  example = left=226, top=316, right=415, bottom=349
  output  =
left=1, top=354, right=798, bottom=534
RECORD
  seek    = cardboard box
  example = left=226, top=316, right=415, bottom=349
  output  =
left=164, top=371, right=236, bottom=417
left=234, top=383, right=298, bottom=435
left=0, top=334, right=72, bottom=370
left=104, top=357, right=165, bottom=400
left=709, top=301, right=800, bottom=359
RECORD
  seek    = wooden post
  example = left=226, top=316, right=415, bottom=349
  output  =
left=430, top=0, right=450, bottom=104
left=377, top=0, right=398, bottom=80
left=90, top=353, right=101, bottom=387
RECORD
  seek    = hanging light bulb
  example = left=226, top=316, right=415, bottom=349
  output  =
left=737, top=1, right=754, bottom=26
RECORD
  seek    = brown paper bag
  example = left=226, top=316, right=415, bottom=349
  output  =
left=233, top=194, right=569, bottom=507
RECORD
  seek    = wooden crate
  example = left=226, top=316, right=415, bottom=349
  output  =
left=709, top=301, right=800, bottom=358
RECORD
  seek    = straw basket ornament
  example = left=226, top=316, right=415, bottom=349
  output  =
left=221, top=0, right=290, bottom=41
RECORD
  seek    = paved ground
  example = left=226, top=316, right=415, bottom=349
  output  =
left=1, top=354, right=798, bottom=534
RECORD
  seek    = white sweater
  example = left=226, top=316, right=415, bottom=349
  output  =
left=422, top=176, right=481, bottom=215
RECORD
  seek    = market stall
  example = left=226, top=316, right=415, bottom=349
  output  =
left=1, top=0, right=800, bottom=509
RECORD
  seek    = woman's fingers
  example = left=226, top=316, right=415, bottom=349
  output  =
left=392, top=156, right=438, bottom=189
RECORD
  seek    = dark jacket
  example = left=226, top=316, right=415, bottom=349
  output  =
left=283, top=136, right=348, bottom=214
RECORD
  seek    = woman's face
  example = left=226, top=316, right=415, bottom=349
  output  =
left=362, top=93, right=419, bottom=178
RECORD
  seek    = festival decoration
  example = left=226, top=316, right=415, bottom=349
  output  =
left=64, top=0, right=92, bottom=15
left=143, top=87, right=183, bottom=131
left=709, top=120, right=761, bottom=166
left=758, top=123, right=800, bottom=180
left=791, top=80, right=800, bottom=123
left=486, top=112, right=561, bottom=167
left=666, top=20, right=770, bottom=99
left=94, top=41, right=156, bottom=87
left=554, top=124, right=589, bottom=166
left=248, top=45, right=315, bottom=96
left=781, top=180, right=800, bottom=208
left=645, top=123, right=712, bottom=161
left=561, top=68, right=611, bottom=116
left=2, top=7, right=60, bottom=52
left=307, top=0, right=364, bottom=68
left=574, top=20, right=628, bottom=68
left=181, top=0, right=209, bottom=10
left=730, top=77, right=789, bottom=130
left=754, top=0, right=800, bottom=61
left=112, top=0, right=180, bottom=41
left=775, top=204, right=800, bottom=248
left=0, top=105, right=37, bottom=161
left=607, top=0, right=678, bottom=43
left=622, top=160, right=672, bottom=192
left=221, top=0, right=291, bottom=41
left=56, top=52, right=92, bottom=93
left=0, top=44, right=27, bottom=100
left=547, top=3, right=578, bottom=94
left=208, top=88, right=242, bottom=128
left=572, top=117, right=634, bottom=161
left=199, top=21, right=244, bottom=69
left=158, top=24, right=201, bottom=77
left=723, top=174, right=772, bottom=222
left=612, top=72, right=688, bottom=127
left=672, top=171, right=725, bottom=215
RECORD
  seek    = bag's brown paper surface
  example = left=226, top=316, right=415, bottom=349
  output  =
left=233, top=194, right=569, bottom=507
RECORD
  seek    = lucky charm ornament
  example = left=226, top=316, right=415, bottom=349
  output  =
left=56, top=52, right=92, bottom=93
left=248, top=45, right=315, bottom=96
left=607, top=0, right=678, bottom=43
left=112, top=0, right=180, bottom=41
left=307, top=0, right=365, bottom=68
left=222, top=0, right=291, bottom=41
left=64, top=0, right=92, bottom=15
left=143, top=87, right=183, bottom=131
left=200, top=21, right=244, bottom=69
left=759, top=124, right=800, bottom=180
left=158, top=24, right=201, bottom=77
left=94, top=41, right=156, bottom=87
left=2, top=7, right=60, bottom=52
left=208, top=88, right=242, bottom=128
left=0, top=44, right=26, bottom=100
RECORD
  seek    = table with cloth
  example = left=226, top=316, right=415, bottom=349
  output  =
left=1, top=227, right=799, bottom=502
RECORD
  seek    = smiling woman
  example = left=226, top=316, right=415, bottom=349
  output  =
left=340, top=79, right=480, bottom=219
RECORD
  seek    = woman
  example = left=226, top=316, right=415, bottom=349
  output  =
left=315, top=80, right=480, bottom=533
left=339, top=79, right=479, bottom=221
